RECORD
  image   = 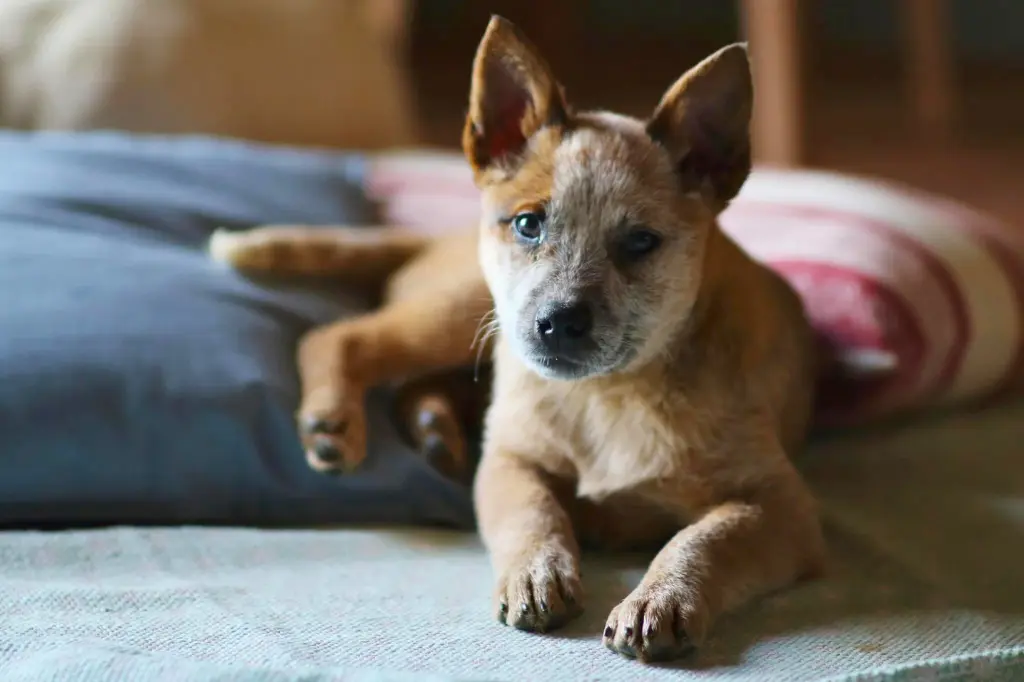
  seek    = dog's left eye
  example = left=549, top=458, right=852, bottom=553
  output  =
left=619, top=229, right=662, bottom=259
left=511, top=212, right=545, bottom=244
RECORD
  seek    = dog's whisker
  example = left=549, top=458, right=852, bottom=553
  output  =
left=471, top=309, right=497, bottom=350
left=473, top=326, right=499, bottom=382
left=471, top=310, right=499, bottom=382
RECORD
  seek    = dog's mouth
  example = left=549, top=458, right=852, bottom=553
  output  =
left=525, top=338, right=639, bottom=381
left=534, top=354, right=589, bottom=380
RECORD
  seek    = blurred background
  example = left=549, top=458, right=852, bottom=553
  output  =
left=3, top=0, right=1022, bottom=224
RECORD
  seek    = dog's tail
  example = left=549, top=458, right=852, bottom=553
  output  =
left=208, top=225, right=430, bottom=284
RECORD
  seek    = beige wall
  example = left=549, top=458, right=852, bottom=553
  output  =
left=0, top=0, right=417, bottom=150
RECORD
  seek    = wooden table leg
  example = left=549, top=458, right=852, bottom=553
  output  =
left=902, top=0, right=956, bottom=137
left=741, top=0, right=805, bottom=167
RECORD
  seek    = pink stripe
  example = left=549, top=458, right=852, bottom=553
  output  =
left=380, top=194, right=479, bottom=232
left=366, top=166, right=478, bottom=200
left=367, top=162, right=481, bottom=232
left=722, top=205, right=955, bottom=398
left=766, top=260, right=928, bottom=425
left=727, top=201, right=971, bottom=397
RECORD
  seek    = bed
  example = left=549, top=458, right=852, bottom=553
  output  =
left=1, top=131, right=1021, bottom=682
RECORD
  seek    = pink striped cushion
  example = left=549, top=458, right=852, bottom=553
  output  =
left=366, top=151, right=1024, bottom=426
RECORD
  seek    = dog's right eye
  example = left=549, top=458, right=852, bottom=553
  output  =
left=511, top=212, right=545, bottom=245
left=616, top=228, right=663, bottom=263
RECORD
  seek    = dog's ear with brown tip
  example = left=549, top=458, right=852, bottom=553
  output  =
left=462, top=15, right=569, bottom=175
left=647, top=43, right=753, bottom=208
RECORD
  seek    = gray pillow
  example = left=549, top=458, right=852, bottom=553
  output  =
left=0, top=131, right=474, bottom=528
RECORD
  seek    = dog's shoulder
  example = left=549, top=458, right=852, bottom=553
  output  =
left=666, top=228, right=816, bottom=445
left=696, top=231, right=817, bottom=454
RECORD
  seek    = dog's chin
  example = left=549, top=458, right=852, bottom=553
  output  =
left=526, top=355, right=595, bottom=381
left=520, top=346, right=636, bottom=381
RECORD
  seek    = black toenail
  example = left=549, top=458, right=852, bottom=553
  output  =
left=499, top=602, right=508, bottom=614
left=421, top=433, right=449, bottom=462
left=624, top=626, right=634, bottom=638
left=312, top=438, right=341, bottom=463
left=304, top=415, right=344, bottom=434
left=539, top=600, right=548, bottom=612
left=302, top=415, right=324, bottom=432
left=520, top=603, right=530, bottom=614
left=604, top=626, right=614, bottom=638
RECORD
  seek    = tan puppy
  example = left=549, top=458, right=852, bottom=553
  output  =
left=211, top=16, right=826, bottom=663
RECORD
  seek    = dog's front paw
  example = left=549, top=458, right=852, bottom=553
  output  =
left=495, top=544, right=583, bottom=633
left=603, top=581, right=702, bottom=662
left=297, top=390, right=367, bottom=474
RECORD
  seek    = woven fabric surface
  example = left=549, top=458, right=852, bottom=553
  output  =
left=3, top=400, right=1023, bottom=682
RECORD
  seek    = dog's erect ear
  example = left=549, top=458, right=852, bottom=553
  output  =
left=646, top=43, right=753, bottom=207
left=462, top=16, right=568, bottom=173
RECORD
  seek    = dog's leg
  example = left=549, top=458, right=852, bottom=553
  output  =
left=394, top=367, right=490, bottom=484
left=399, top=384, right=469, bottom=481
left=297, top=296, right=489, bottom=473
left=474, top=452, right=584, bottom=632
left=602, top=472, right=825, bottom=662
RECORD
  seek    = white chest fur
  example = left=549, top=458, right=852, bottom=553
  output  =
left=488, top=343, right=711, bottom=502
left=542, top=382, right=695, bottom=500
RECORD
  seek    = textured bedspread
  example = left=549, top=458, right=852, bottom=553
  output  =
left=3, top=401, right=1024, bottom=682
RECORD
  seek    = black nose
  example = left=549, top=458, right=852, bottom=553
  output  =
left=535, top=301, right=594, bottom=356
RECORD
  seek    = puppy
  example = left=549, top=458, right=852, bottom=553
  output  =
left=211, top=16, right=826, bottom=663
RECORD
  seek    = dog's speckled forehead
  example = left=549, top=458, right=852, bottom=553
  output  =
left=551, top=112, right=680, bottom=211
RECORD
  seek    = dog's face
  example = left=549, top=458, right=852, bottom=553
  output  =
left=463, top=17, right=753, bottom=380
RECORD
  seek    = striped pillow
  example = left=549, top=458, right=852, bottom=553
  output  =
left=365, top=151, right=1024, bottom=427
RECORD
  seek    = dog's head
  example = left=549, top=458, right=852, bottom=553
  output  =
left=464, top=16, right=753, bottom=380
